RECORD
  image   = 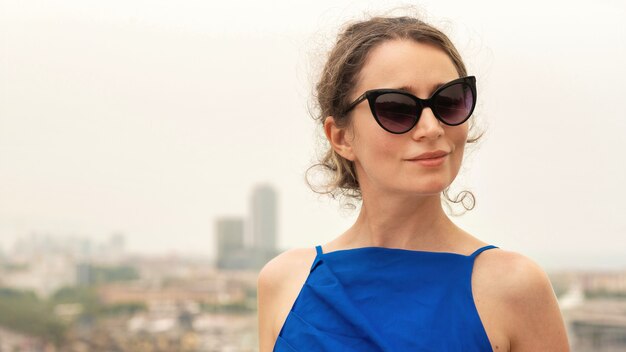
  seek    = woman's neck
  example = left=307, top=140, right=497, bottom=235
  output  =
left=340, top=193, right=460, bottom=251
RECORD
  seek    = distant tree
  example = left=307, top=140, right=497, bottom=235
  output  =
left=0, top=288, right=66, bottom=346
left=50, top=286, right=100, bottom=317
left=92, top=265, right=139, bottom=283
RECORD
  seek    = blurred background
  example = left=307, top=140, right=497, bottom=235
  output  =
left=1, top=0, right=625, bottom=351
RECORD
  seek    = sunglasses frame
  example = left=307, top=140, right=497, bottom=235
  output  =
left=343, top=76, right=477, bottom=134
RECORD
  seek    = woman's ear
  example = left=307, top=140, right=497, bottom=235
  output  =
left=324, top=116, right=355, bottom=161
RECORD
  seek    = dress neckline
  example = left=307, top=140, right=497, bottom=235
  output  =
left=318, top=244, right=498, bottom=258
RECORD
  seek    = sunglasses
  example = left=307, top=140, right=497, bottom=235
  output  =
left=343, top=76, right=477, bottom=134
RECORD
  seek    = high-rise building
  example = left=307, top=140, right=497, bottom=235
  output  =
left=109, top=233, right=125, bottom=253
left=215, top=217, right=248, bottom=269
left=213, top=185, right=279, bottom=271
left=250, top=184, right=277, bottom=250
left=249, top=184, right=278, bottom=268
left=76, top=262, right=94, bottom=286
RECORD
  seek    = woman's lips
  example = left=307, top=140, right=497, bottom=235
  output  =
left=407, top=154, right=447, bottom=167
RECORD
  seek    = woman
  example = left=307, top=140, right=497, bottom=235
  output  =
left=258, top=15, right=570, bottom=352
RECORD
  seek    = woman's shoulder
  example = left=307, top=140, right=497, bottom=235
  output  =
left=475, top=247, right=553, bottom=300
left=257, top=246, right=319, bottom=350
left=257, top=247, right=319, bottom=316
left=474, top=247, right=568, bottom=347
left=257, top=246, right=318, bottom=289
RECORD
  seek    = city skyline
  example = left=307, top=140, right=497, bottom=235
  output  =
left=1, top=223, right=625, bottom=351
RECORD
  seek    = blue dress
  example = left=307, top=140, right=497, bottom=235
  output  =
left=273, top=244, right=499, bottom=351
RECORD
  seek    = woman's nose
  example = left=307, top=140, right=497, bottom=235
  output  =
left=410, top=107, right=444, bottom=140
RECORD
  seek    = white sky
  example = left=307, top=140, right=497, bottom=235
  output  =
left=1, top=0, right=625, bottom=270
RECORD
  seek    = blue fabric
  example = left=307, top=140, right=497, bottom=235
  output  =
left=273, top=244, right=499, bottom=352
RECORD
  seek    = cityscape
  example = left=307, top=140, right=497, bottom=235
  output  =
left=0, top=184, right=625, bottom=351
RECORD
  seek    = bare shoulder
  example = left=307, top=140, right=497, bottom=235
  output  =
left=474, top=248, right=556, bottom=303
left=473, top=248, right=571, bottom=352
left=257, top=247, right=318, bottom=352
left=258, top=247, right=318, bottom=290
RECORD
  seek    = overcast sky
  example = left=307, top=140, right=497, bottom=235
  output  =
left=1, top=0, right=625, bottom=270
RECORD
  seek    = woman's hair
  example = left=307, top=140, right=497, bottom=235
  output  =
left=306, top=14, right=484, bottom=214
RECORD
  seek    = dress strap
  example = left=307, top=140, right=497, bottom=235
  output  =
left=469, top=244, right=499, bottom=259
left=310, top=245, right=324, bottom=272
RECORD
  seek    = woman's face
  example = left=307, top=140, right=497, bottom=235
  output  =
left=337, top=39, right=470, bottom=197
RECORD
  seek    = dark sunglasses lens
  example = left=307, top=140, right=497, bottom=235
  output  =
left=433, top=83, right=474, bottom=125
left=374, top=93, right=417, bottom=133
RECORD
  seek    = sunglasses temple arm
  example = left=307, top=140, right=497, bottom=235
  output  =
left=343, top=93, right=368, bottom=114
